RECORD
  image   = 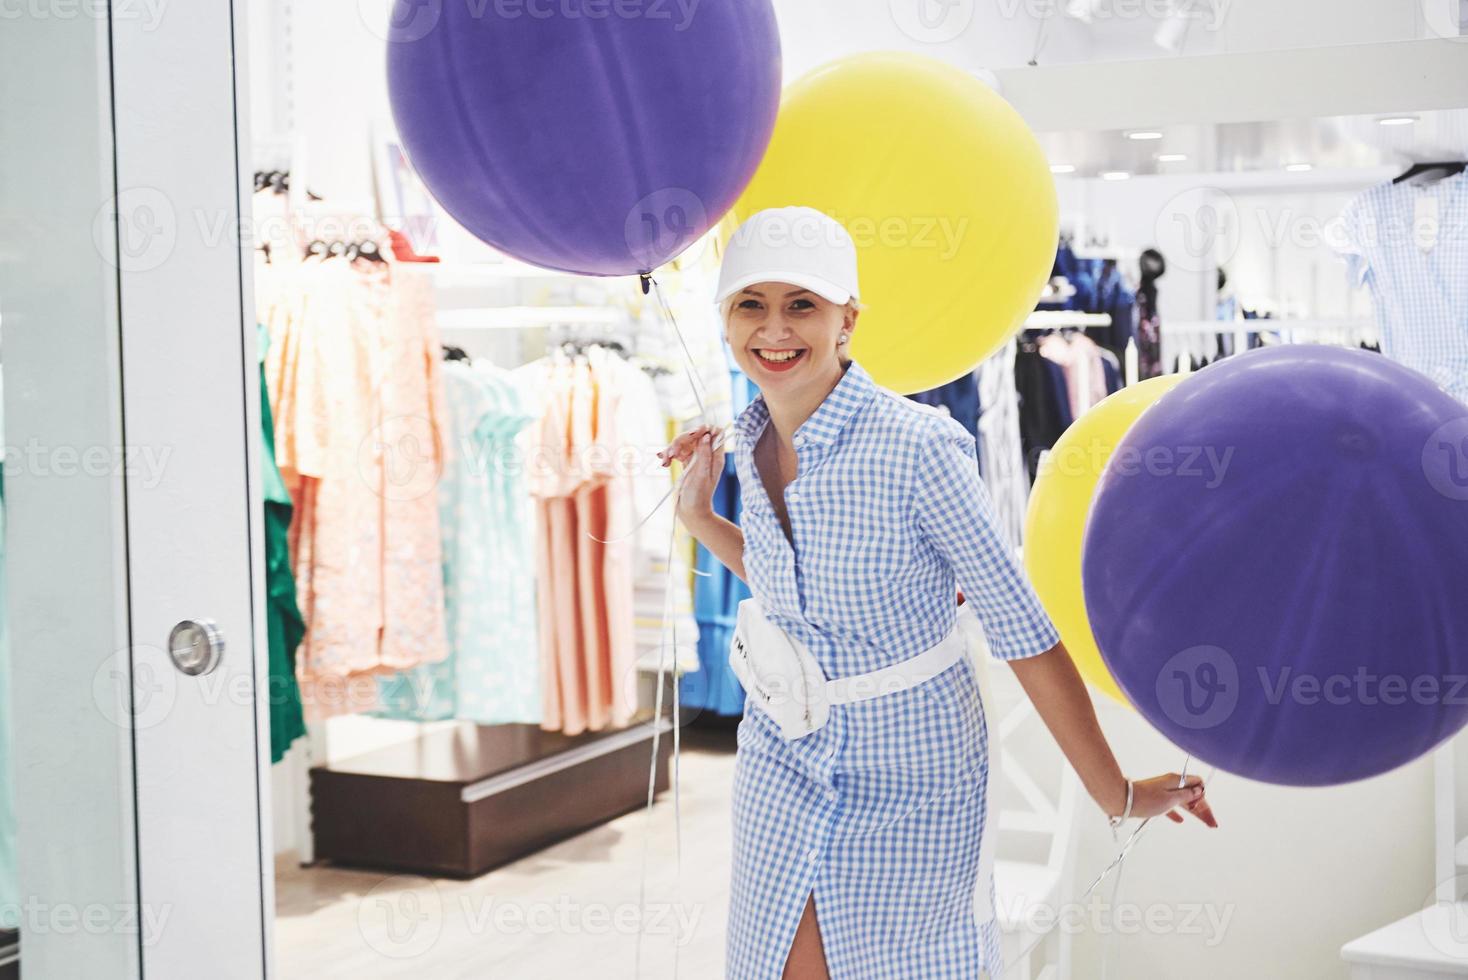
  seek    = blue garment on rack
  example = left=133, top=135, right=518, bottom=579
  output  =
left=683, top=366, right=755, bottom=717
left=907, top=372, right=981, bottom=444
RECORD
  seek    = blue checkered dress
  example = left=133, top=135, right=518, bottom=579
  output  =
left=726, top=359, right=1060, bottom=978
left=1336, top=171, right=1468, bottom=403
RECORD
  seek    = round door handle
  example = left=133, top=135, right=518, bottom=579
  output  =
left=168, top=619, right=224, bottom=676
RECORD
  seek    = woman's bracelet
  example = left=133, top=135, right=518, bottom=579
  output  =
left=1107, top=778, right=1134, bottom=841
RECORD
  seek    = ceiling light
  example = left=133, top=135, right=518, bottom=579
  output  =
left=1101, top=171, right=1131, bottom=181
left=1284, top=162, right=1313, bottom=172
left=1378, top=115, right=1419, bottom=127
left=1156, top=153, right=1188, bottom=162
left=1128, top=131, right=1164, bottom=141
left=1050, top=164, right=1076, bottom=174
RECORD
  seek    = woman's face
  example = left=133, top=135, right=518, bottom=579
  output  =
left=724, top=281, right=856, bottom=398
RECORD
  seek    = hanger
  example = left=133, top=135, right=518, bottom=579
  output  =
left=1392, top=161, right=1466, bottom=185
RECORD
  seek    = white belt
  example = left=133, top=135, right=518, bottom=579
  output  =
left=729, top=596, right=969, bottom=741
left=729, top=596, right=1005, bottom=929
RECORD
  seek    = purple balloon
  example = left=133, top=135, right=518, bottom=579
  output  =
left=386, top=0, right=781, bottom=276
left=1082, top=345, right=1468, bottom=786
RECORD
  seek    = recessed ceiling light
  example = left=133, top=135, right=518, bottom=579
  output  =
left=1050, top=164, right=1076, bottom=174
left=1101, top=171, right=1131, bottom=181
left=1156, top=153, right=1188, bottom=162
left=1284, top=162, right=1313, bottom=172
left=1378, top=115, right=1419, bottom=127
left=1128, top=131, right=1164, bottom=141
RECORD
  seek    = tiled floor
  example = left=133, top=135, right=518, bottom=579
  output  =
left=274, top=726, right=738, bottom=979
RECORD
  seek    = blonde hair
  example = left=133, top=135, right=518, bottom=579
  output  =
left=719, top=294, right=864, bottom=365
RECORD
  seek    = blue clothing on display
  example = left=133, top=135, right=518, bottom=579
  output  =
left=684, top=365, right=756, bottom=717
left=907, top=371, right=982, bottom=446
left=377, top=361, right=541, bottom=724
left=1335, top=170, right=1468, bottom=403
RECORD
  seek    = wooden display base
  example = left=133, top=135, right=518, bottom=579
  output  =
left=310, top=721, right=674, bottom=879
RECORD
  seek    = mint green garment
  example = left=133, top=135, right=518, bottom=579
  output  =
left=260, top=326, right=307, bottom=764
left=377, top=361, right=540, bottom=723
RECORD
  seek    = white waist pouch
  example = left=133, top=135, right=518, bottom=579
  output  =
left=728, top=597, right=1005, bottom=927
left=728, top=596, right=970, bottom=742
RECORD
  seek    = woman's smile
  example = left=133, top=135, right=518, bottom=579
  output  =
left=752, top=347, right=809, bottom=373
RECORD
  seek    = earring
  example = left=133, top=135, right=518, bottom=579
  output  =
left=839, top=333, right=850, bottom=345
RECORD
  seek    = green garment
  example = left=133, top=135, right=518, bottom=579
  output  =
left=260, top=328, right=307, bottom=764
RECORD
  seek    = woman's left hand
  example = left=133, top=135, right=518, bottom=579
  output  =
left=1127, top=773, right=1218, bottom=828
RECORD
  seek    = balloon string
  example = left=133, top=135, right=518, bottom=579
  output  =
left=633, top=269, right=726, bottom=976
left=649, top=275, right=712, bottom=427
left=997, top=756, right=1210, bottom=977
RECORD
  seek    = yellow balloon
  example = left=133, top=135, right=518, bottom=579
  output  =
left=1023, top=375, right=1186, bottom=707
left=732, top=52, right=1058, bottom=395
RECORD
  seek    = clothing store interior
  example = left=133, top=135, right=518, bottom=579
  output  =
left=2, top=1, right=1468, bottom=978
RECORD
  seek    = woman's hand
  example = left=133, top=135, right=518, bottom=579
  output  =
left=658, top=424, right=726, bottom=524
left=1123, top=773, right=1218, bottom=828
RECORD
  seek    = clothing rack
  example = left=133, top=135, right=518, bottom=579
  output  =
left=1024, top=311, right=1113, bottom=330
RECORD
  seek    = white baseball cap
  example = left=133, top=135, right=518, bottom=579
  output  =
left=716, top=206, right=861, bottom=307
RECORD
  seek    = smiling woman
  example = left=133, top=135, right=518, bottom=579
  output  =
left=661, top=205, right=1214, bottom=979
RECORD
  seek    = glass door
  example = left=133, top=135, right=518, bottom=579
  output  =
left=0, top=2, right=271, bottom=977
